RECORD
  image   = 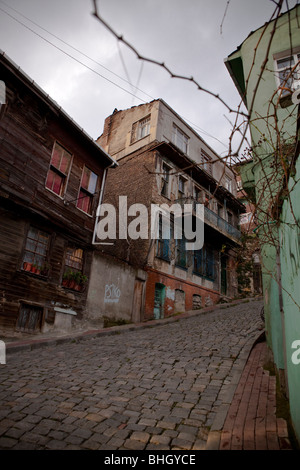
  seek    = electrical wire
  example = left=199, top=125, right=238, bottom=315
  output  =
left=0, top=0, right=230, bottom=150
left=0, top=4, right=148, bottom=103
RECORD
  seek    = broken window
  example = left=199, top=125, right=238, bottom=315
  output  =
left=131, top=115, right=151, bottom=143
left=175, top=236, right=187, bottom=269
left=156, top=214, right=171, bottom=261
left=178, top=176, right=186, bottom=199
left=45, top=142, right=72, bottom=196
left=193, top=246, right=215, bottom=280
left=224, top=175, right=232, bottom=193
left=22, top=226, right=50, bottom=275
left=201, top=151, right=212, bottom=175
left=275, top=53, right=300, bottom=96
left=77, top=166, right=98, bottom=215
left=138, top=116, right=150, bottom=139
left=172, top=124, right=189, bottom=154
left=161, top=163, right=170, bottom=197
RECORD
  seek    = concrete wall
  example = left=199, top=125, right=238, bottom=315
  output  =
left=280, top=155, right=300, bottom=443
left=98, top=99, right=237, bottom=196
left=156, top=100, right=237, bottom=194
left=86, top=252, right=147, bottom=324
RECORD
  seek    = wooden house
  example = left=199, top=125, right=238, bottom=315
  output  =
left=0, top=51, right=117, bottom=335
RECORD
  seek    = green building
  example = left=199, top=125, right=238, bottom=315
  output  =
left=225, top=5, right=300, bottom=443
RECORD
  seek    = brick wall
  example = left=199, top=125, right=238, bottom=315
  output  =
left=99, top=144, right=157, bottom=267
left=144, top=268, right=220, bottom=320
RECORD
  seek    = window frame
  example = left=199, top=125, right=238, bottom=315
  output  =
left=137, top=116, right=150, bottom=140
left=45, top=141, right=73, bottom=198
left=161, top=162, right=171, bottom=198
left=62, top=246, right=86, bottom=291
left=175, top=235, right=187, bottom=269
left=21, top=226, right=51, bottom=276
left=193, top=246, right=215, bottom=281
left=172, top=124, right=189, bottom=154
left=130, top=115, right=151, bottom=144
left=76, top=166, right=99, bottom=216
left=156, top=214, right=172, bottom=262
left=178, top=175, right=186, bottom=199
left=201, top=150, right=212, bottom=175
left=224, top=175, right=232, bottom=193
left=274, top=49, right=300, bottom=97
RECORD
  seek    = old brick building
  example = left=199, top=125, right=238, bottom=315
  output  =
left=96, top=99, right=245, bottom=320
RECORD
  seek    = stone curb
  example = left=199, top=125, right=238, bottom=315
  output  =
left=4, top=297, right=263, bottom=355
left=205, top=328, right=266, bottom=450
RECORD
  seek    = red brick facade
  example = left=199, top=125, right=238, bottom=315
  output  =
left=144, top=267, right=220, bottom=320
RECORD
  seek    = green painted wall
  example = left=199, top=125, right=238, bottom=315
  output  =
left=225, top=5, right=300, bottom=443
left=280, top=154, right=300, bottom=443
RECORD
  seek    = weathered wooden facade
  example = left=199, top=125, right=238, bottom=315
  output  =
left=0, top=52, right=117, bottom=335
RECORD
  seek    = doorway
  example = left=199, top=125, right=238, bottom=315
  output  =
left=154, top=283, right=165, bottom=319
left=16, top=304, right=43, bottom=333
left=221, top=255, right=227, bottom=295
left=132, top=279, right=144, bottom=323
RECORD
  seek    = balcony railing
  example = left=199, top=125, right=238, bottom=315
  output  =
left=204, top=206, right=241, bottom=241
left=175, top=197, right=241, bottom=241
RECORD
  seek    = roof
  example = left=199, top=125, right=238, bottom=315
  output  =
left=0, top=50, right=118, bottom=168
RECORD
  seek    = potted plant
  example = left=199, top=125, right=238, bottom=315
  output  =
left=62, top=269, right=72, bottom=288
left=31, top=263, right=37, bottom=273
left=73, top=271, right=83, bottom=291
left=41, top=262, right=50, bottom=276
left=23, top=261, right=32, bottom=271
left=35, top=265, right=41, bottom=275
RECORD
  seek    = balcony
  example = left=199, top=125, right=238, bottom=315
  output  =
left=175, top=197, right=241, bottom=243
left=204, top=206, right=241, bottom=242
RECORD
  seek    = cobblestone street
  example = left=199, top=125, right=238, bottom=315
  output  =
left=0, top=300, right=264, bottom=450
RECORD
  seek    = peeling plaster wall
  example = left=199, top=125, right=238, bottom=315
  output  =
left=86, top=253, right=146, bottom=323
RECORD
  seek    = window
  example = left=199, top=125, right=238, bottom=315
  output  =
left=156, top=214, right=171, bottom=261
left=77, top=166, right=98, bottom=215
left=237, top=179, right=243, bottom=190
left=138, top=116, right=150, bottom=140
left=175, top=236, right=187, bottom=269
left=224, top=175, right=232, bottom=193
left=227, top=211, right=233, bottom=225
left=201, top=151, right=212, bottom=175
left=194, top=186, right=201, bottom=202
left=178, top=176, right=186, bottom=198
left=275, top=52, right=300, bottom=96
left=172, top=124, right=189, bottom=154
left=62, top=247, right=86, bottom=291
left=161, top=163, right=170, bottom=197
left=131, top=115, right=150, bottom=143
left=193, top=246, right=215, bottom=280
left=22, top=226, right=50, bottom=275
left=45, top=142, right=72, bottom=196
left=193, top=186, right=202, bottom=211
left=217, top=203, right=223, bottom=218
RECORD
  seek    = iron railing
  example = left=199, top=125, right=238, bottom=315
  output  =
left=175, top=198, right=241, bottom=241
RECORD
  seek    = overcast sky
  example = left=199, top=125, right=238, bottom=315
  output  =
left=0, top=0, right=297, bottom=157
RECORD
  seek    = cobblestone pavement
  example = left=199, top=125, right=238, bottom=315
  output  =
left=0, top=300, right=264, bottom=450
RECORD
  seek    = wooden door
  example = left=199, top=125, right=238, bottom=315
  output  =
left=132, top=279, right=144, bottom=323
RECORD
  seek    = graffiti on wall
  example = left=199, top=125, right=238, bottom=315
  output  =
left=104, top=284, right=121, bottom=303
